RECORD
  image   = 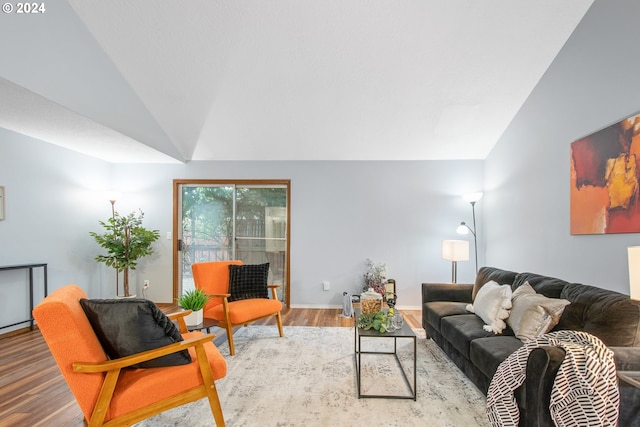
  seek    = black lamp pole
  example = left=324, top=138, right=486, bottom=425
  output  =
left=110, top=199, right=119, bottom=296
left=459, top=200, right=478, bottom=273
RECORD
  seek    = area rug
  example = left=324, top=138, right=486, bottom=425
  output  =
left=135, top=326, right=489, bottom=427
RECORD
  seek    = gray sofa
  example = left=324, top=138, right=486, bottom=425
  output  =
left=422, top=266, right=640, bottom=426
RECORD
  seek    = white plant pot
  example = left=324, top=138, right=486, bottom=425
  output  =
left=184, top=309, right=203, bottom=327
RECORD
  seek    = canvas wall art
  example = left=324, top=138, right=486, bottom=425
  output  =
left=570, top=112, right=640, bottom=234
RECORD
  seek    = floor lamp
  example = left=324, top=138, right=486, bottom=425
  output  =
left=442, top=240, right=469, bottom=283
left=456, top=192, right=482, bottom=273
left=107, top=191, right=121, bottom=297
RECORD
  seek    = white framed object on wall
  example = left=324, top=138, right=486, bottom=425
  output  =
left=0, top=186, right=4, bottom=220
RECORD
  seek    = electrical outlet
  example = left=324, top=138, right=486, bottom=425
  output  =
left=322, top=281, right=330, bottom=291
left=143, top=280, right=150, bottom=288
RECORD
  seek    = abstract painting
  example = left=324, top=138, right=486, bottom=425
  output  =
left=570, top=112, right=640, bottom=234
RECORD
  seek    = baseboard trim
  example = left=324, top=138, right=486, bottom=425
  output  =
left=0, top=325, right=37, bottom=339
left=289, top=304, right=421, bottom=310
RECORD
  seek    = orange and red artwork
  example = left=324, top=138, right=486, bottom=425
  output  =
left=570, top=112, right=640, bottom=234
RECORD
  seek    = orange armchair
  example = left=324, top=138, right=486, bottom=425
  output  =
left=191, top=260, right=284, bottom=356
left=32, top=285, right=226, bottom=427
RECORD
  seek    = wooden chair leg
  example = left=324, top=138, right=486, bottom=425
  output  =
left=195, top=344, right=225, bottom=427
left=206, top=382, right=226, bottom=427
left=226, top=323, right=235, bottom=356
left=275, top=312, right=284, bottom=337
left=87, top=369, right=121, bottom=427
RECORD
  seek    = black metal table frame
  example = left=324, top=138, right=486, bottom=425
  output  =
left=354, top=316, right=417, bottom=400
left=0, top=263, right=48, bottom=331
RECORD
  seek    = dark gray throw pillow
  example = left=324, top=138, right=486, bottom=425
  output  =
left=228, top=263, right=270, bottom=302
left=79, top=298, right=192, bottom=368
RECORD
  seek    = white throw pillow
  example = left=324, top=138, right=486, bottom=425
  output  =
left=507, top=281, right=570, bottom=340
left=466, top=280, right=512, bottom=334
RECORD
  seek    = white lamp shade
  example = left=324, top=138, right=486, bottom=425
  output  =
left=442, top=240, right=469, bottom=262
left=456, top=224, right=469, bottom=235
left=463, top=192, right=483, bottom=203
left=628, top=246, right=640, bottom=300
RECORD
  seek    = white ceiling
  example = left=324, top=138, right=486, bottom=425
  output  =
left=0, top=0, right=593, bottom=163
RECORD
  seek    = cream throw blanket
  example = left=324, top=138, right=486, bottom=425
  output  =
left=486, top=330, right=619, bottom=426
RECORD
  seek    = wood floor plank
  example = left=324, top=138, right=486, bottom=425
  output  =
left=0, top=308, right=422, bottom=426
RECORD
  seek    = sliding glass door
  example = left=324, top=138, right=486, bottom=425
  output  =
left=173, top=180, right=290, bottom=306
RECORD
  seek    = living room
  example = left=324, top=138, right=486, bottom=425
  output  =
left=2, top=0, right=638, bottom=319
left=1, top=0, right=640, bottom=425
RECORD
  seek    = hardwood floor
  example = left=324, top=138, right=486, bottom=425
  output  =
left=0, top=308, right=422, bottom=426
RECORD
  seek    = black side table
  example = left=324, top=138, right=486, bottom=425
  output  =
left=187, top=317, right=219, bottom=333
left=0, top=263, right=47, bottom=331
left=354, top=310, right=417, bottom=400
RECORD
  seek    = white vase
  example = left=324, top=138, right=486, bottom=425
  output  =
left=184, top=309, right=203, bottom=327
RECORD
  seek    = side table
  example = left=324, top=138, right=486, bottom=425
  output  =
left=354, top=311, right=417, bottom=400
left=0, top=263, right=48, bottom=331
left=187, top=317, right=219, bottom=333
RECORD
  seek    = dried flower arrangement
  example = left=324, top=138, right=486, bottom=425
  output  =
left=363, top=258, right=387, bottom=295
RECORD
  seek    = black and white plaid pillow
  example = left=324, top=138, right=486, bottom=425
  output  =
left=228, top=263, right=270, bottom=302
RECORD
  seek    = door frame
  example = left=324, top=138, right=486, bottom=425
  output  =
left=172, top=179, right=291, bottom=307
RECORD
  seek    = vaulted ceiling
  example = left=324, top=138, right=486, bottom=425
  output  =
left=0, top=1, right=593, bottom=163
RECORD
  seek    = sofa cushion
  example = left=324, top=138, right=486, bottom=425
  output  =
left=467, top=281, right=512, bottom=334
left=470, top=336, right=523, bottom=379
left=507, top=282, right=571, bottom=340
left=512, top=272, right=569, bottom=299
left=557, top=283, right=640, bottom=346
left=79, top=298, right=192, bottom=368
left=441, top=314, right=496, bottom=358
left=424, top=301, right=469, bottom=332
left=473, top=267, right=517, bottom=300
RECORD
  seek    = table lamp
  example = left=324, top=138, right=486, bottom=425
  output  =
left=442, top=239, right=469, bottom=283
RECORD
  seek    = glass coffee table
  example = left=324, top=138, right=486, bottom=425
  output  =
left=354, top=310, right=417, bottom=400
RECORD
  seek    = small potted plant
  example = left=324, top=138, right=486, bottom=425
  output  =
left=177, top=288, right=210, bottom=326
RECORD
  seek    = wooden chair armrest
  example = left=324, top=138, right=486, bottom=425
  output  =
left=267, top=284, right=280, bottom=300
left=207, top=293, right=231, bottom=299
left=167, top=310, right=191, bottom=333
left=73, top=334, right=215, bottom=373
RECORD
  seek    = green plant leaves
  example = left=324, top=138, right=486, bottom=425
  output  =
left=177, top=289, right=210, bottom=311
left=356, top=311, right=388, bottom=332
left=90, top=210, right=160, bottom=272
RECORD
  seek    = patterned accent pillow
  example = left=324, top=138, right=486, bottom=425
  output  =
left=466, top=280, right=512, bottom=334
left=79, top=298, right=192, bottom=368
left=228, top=263, right=270, bottom=302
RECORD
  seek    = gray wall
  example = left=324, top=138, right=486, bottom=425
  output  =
left=485, top=0, right=640, bottom=293
left=0, top=130, right=111, bottom=332
left=110, top=160, right=486, bottom=304
left=1, top=130, right=483, bottom=332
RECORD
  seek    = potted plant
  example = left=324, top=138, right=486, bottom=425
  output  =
left=90, top=209, right=160, bottom=297
left=177, top=288, right=210, bottom=326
